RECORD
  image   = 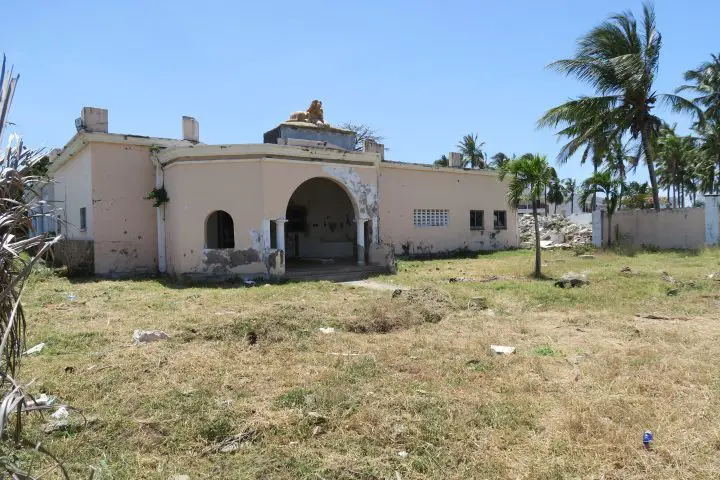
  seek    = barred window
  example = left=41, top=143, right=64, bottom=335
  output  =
left=470, top=210, right=484, bottom=230
left=413, top=209, right=449, bottom=227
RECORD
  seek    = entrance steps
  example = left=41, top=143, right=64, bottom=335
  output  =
left=283, top=264, right=390, bottom=282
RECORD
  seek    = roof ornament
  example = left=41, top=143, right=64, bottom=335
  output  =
left=287, top=100, right=327, bottom=126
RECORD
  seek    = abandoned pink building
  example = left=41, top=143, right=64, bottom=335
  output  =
left=44, top=104, right=518, bottom=279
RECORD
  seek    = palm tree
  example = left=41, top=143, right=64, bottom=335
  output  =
left=538, top=3, right=698, bottom=210
left=622, top=181, right=651, bottom=209
left=434, top=154, right=449, bottom=167
left=679, top=54, right=720, bottom=193
left=678, top=53, right=720, bottom=122
left=580, top=169, right=624, bottom=246
left=548, top=179, right=564, bottom=214
left=499, top=153, right=555, bottom=277
left=490, top=152, right=513, bottom=169
left=656, top=126, right=697, bottom=207
left=562, top=178, right=577, bottom=213
left=457, top=134, right=486, bottom=169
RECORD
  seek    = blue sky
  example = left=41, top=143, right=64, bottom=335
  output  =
left=3, top=0, right=719, bottom=182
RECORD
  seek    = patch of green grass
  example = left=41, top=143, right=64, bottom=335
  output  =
left=275, top=387, right=311, bottom=410
left=532, top=345, right=562, bottom=357
left=474, top=402, right=536, bottom=430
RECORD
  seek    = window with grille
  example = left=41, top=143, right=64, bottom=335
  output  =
left=470, top=210, right=484, bottom=230
left=413, top=209, right=449, bottom=227
left=494, top=210, right=507, bottom=229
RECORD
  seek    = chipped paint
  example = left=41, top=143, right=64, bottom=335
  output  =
left=198, top=248, right=265, bottom=277
left=322, top=165, right=378, bottom=219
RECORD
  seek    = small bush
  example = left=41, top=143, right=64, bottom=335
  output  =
left=532, top=345, right=561, bottom=356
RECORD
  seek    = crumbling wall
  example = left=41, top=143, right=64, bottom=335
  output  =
left=53, top=239, right=94, bottom=275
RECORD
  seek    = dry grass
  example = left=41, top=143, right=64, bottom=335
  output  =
left=18, top=248, right=720, bottom=479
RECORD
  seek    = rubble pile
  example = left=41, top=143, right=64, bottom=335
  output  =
left=518, top=214, right=592, bottom=250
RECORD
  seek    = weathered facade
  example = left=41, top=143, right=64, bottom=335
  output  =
left=46, top=106, right=518, bottom=278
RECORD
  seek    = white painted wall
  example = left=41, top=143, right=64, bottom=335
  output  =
left=52, top=146, right=93, bottom=240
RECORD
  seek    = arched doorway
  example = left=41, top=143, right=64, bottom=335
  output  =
left=284, top=178, right=358, bottom=266
left=206, top=210, right=235, bottom=248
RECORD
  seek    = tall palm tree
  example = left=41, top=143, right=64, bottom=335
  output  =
left=580, top=170, right=624, bottom=246
left=562, top=178, right=577, bottom=213
left=457, top=134, right=486, bottom=169
left=656, top=125, right=698, bottom=207
left=538, top=3, right=698, bottom=210
left=679, top=54, right=720, bottom=193
left=499, top=153, right=555, bottom=277
left=678, top=53, right=720, bottom=123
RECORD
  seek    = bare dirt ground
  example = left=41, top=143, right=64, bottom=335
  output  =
left=18, top=248, right=720, bottom=479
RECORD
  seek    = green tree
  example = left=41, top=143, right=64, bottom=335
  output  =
left=679, top=54, right=720, bottom=193
left=562, top=178, right=577, bottom=213
left=580, top=170, right=624, bottom=246
left=547, top=178, right=564, bottom=214
left=457, top=134, right=486, bottom=169
left=656, top=126, right=697, bottom=207
left=434, top=154, right=449, bottom=167
left=490, top=152, right=513, bottom=169
left=538, top=3, right=698, bottom=210
left=498, top=153, right=555, bottom=277
left=622, top=181, right=652, bottom=209
left=678, top=53, right=720, bottom=122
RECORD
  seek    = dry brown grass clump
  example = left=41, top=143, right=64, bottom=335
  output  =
left=341, top=287, right=453, bottom=333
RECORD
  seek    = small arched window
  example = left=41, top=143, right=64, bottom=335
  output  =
left=206, top=210, right=235, bottom=248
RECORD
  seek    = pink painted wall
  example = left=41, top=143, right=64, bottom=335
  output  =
left=378, top=164, right=518, bottom=254
left=91, top=143, right=158, bottom=274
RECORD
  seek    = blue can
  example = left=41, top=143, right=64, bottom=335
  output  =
left=643, top=430, right=653, bottom=448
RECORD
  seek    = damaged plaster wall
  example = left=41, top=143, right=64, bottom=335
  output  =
left=90, top=143, right=159, bottom=274
left=323, top=165, right=379, bottom=243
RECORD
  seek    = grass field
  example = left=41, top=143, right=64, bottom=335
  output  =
left=18, top=248, right=720, bottom=479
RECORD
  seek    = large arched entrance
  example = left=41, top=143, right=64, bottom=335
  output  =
left=282, top=177, right=362, bottom=268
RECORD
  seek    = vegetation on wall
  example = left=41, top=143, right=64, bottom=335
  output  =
left=146, top=186, right=169, bottom=207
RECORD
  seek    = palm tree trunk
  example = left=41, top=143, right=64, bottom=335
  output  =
left=591, top=163, right=598, bottom=212
left=667, top=186, right=671, bottom=207
left=641, top=131, right=661, bottom=211
left=570, top=193, right=574, bottom=214
left=532, top=201, right=541, bottom=278
left=607, top=213, right=613, bottom=247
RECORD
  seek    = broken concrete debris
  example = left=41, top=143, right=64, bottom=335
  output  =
left=206, top=428, right=259, bottom=454
left=318, top=327, right=335, bottom=334
left=518, top=214, right=592, bottom=250
left=554, top=272, right=589, bottom=288
left=23, top=343, right=45, bottom=355
left=132, top=330, right=170, bottom=345
left=490, top=345, right=515, bottom=355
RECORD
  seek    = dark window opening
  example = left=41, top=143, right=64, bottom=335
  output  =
left=286, top=204, right=308, bottom=234
left=270, top=221, right=277, bottom=249
left=493, top=210, right=507, bottom=230
left=206, top=210, right=235, bottom=248
left=57, top=216, right=62, bottom=234
left=80, top=207, right=87, bottom=231
left=470, top=210, right=484, bottom=230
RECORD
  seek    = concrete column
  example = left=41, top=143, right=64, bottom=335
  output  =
left=356, top=218, right=367, bottom=266
left=706, top=194, right=720, bottom=246
left=275, top=218, right=287, bottom=252
left=591, top=209, right=604, bottom=247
